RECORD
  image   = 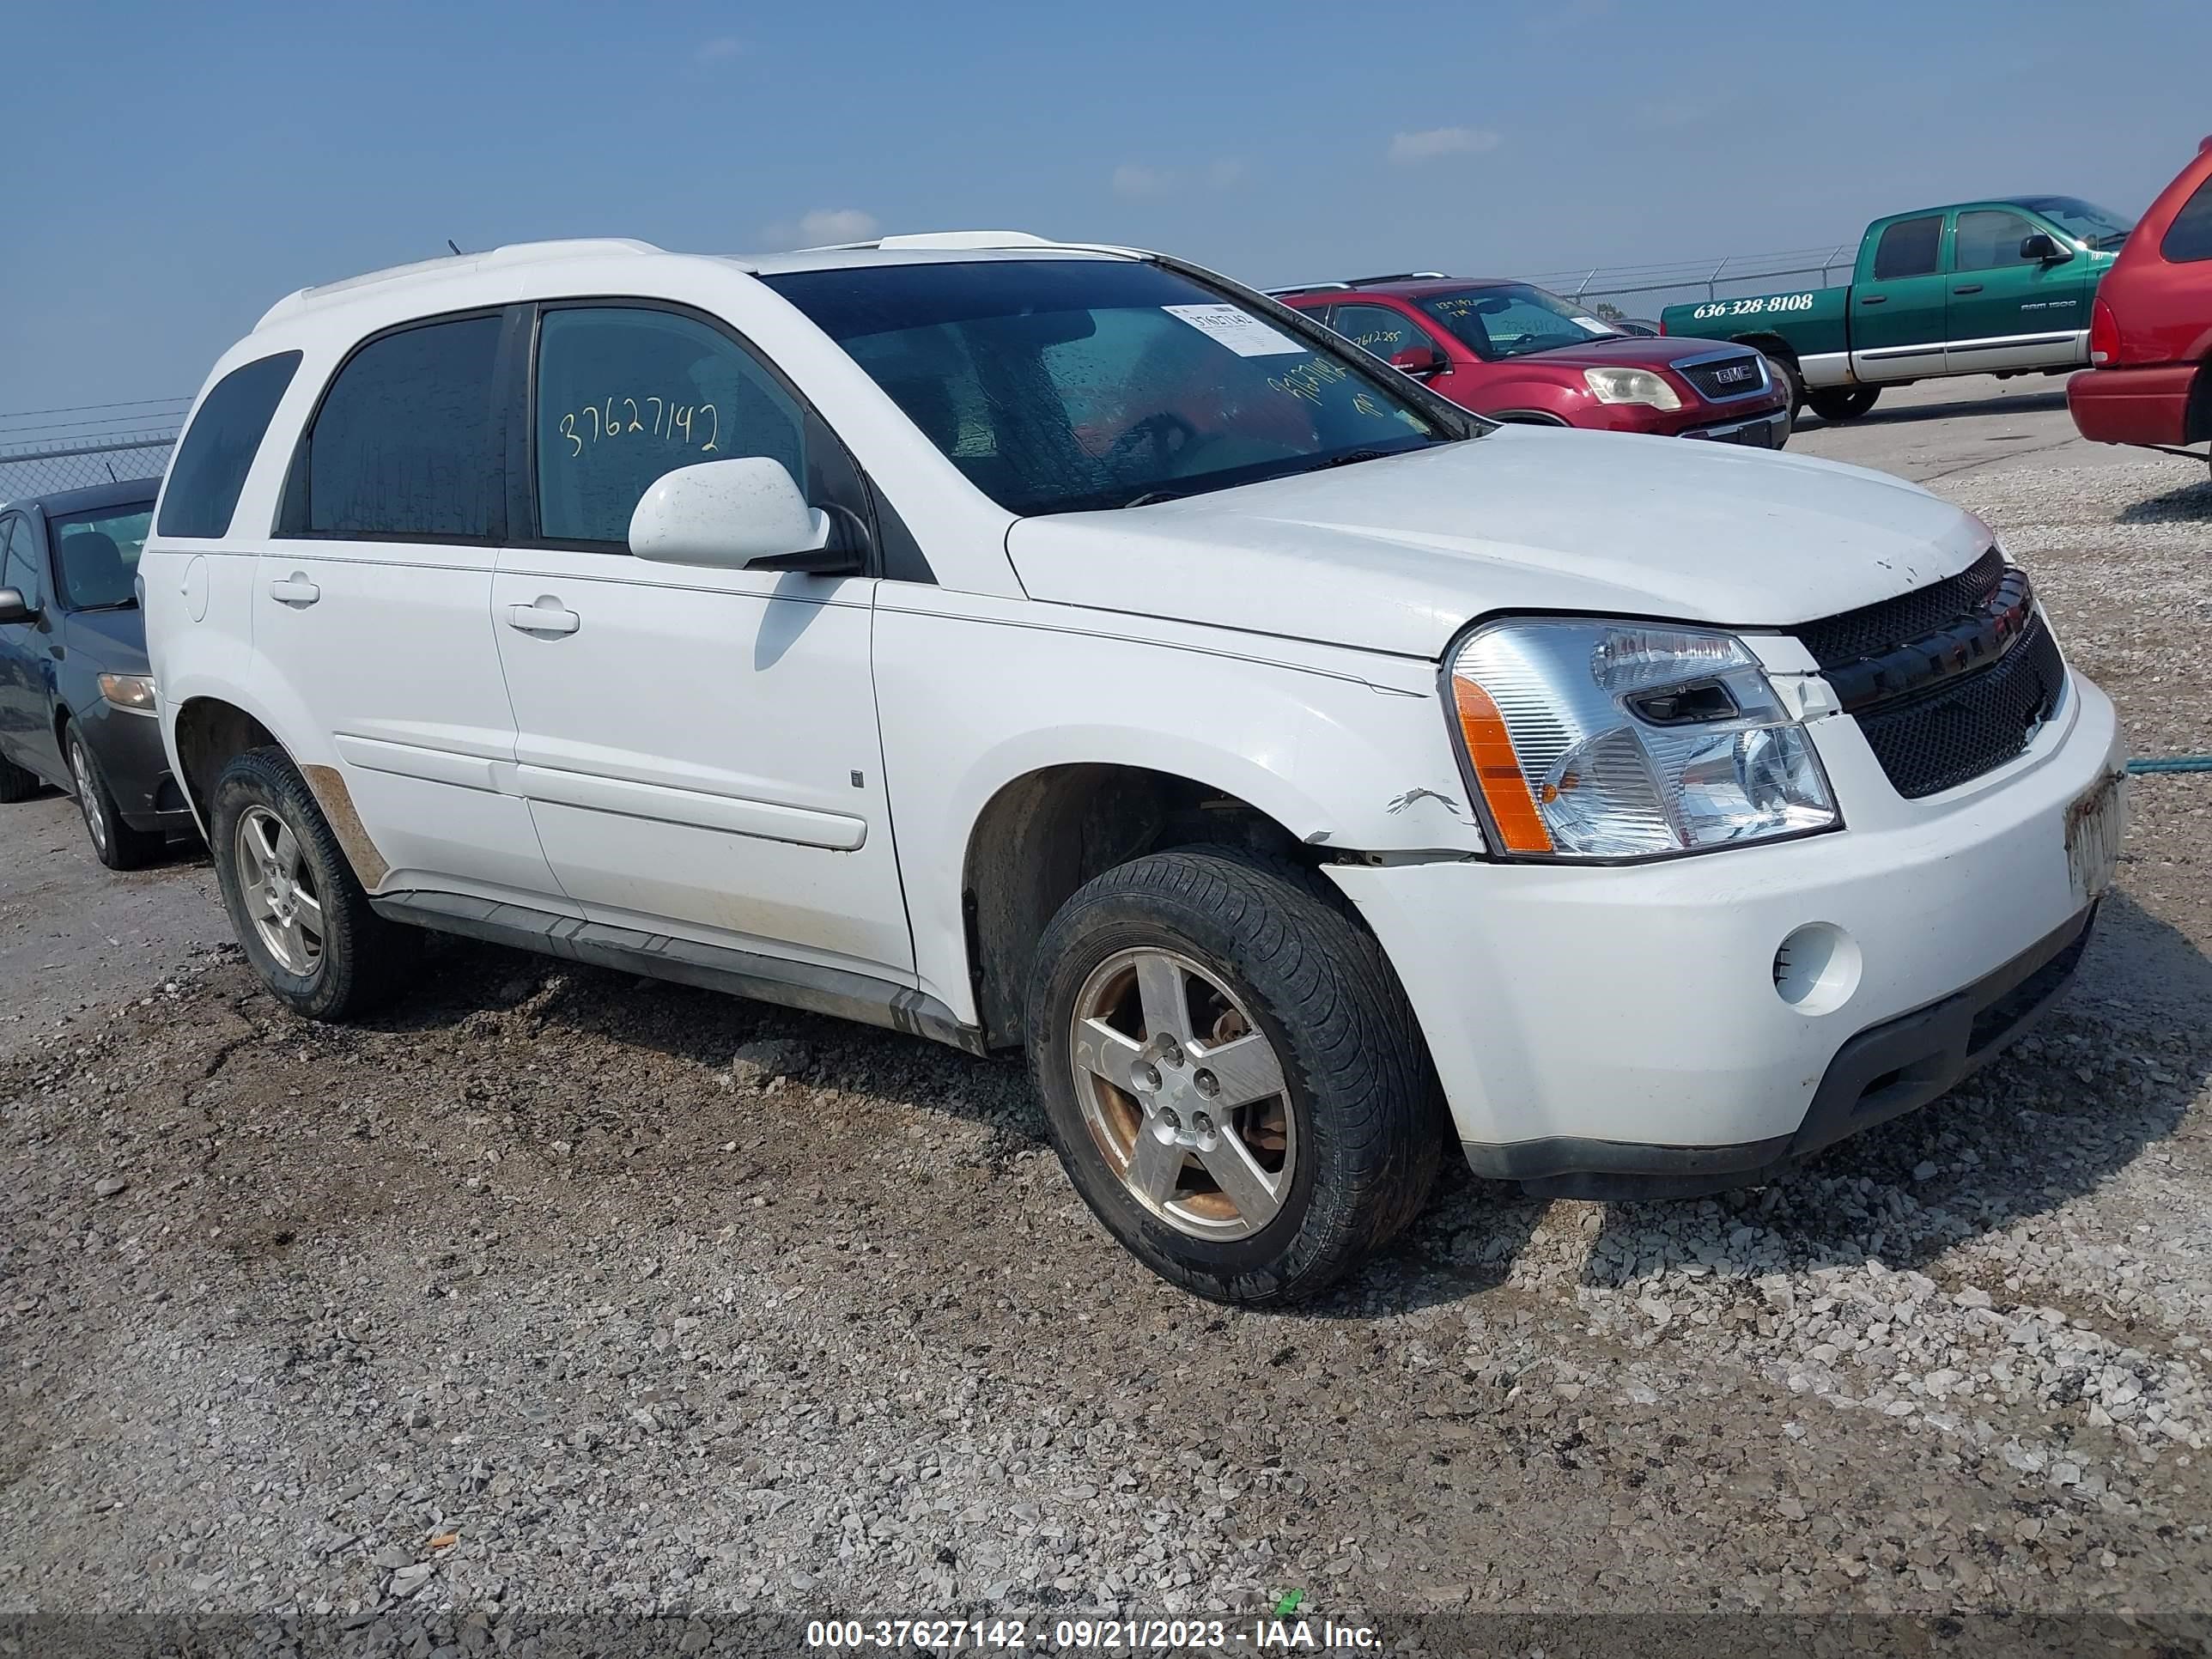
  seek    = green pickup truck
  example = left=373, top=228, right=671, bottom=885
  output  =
left=1660, top=197, right=2135, bottom=422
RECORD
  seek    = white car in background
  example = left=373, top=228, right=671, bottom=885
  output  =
left=140, top=231, right=2126, bottom=1304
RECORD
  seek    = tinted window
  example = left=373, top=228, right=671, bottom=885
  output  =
left=1954, top=210, right=2041, bottom=272
left=1871, top=216, right=1943, bottom=281
left=298, top=316, right=502, bottom=538
left=0, top=517, right=39, bottom=606
left=52, top=504, right=155, bottom=609
left=2163, top=175, right=2212, bottom=264
left=1329, top=303, right=1431, bottom=360
left=535, top=307, right=805, bottom=545
left=156, top=351, right=301, bottom=539
left=766, top=259, right=1449, bottom=516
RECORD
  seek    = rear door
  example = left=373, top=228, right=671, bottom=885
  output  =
left=489, top=300, right=912, bottom=978
left=1946, top=206, right=2091, bottom=371
left=1849, top=213, right=1952, bottom=382
left=258, top=308, right=565, bottom=904
left=0, top=513, right=64, bottom=781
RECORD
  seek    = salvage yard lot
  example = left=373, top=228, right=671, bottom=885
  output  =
left=3, top=379, right=2209, bottom=1626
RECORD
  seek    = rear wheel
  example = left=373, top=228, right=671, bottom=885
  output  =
left=210, top=746, right=418, bottom=1019
left=1807, top=386, right=1881, bottom=422
left=1028, top=848, right=1442, bottom=1305
left=67, top=725, right=164, bottom=870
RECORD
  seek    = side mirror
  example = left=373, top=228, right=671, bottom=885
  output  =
left=628, top=456, right=859, bottom=574
left=2020, top=232, right=2070, bottom=264
left=1389, top=344, right=1449, bottom=380
left=0, top=586, right=35, bottom=625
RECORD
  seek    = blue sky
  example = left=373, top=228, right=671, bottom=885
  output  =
left=6, top=0, right=2209, bottom=422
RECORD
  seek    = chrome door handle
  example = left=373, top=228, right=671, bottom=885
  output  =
left=506, top=601, right=580, bottom=635
left=269, top=574, right=320, bottom=606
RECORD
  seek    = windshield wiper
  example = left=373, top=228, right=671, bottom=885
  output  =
left=1299, top=448, right=1396, bottom=473
left=1119, top=486, right=1197, bottom=509
left=79, top=599, right=137, bottom=612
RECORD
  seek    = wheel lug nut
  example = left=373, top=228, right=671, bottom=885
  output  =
left=1161, top=1108, right=1181, bottom=1131
left=1194, top=1070, right=1220, bottom=1098
left=1135, top=1063, right=1161, bottom=1091
left=1193, top=1112, right=1213, bottom=1135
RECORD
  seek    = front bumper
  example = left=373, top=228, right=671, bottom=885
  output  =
left=78, top=701, right=194, bottom=832
left=1327, top=672, right=2126, bottom=1192
left=1681, top=406, right=1791, bottom=447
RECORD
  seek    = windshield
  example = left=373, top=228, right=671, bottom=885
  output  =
left=2008, top=196, right=2137, bottom=252
left=1415, top=283, right=1621, bottom=361
left=52, top=502, right=154, bottom=609
left=763, top=259, right=1455, bottom=514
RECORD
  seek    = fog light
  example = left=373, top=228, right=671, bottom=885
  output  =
left=1773, top=923, right=1861, bottom=1016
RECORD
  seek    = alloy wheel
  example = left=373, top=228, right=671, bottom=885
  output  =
left=235, top=804, right=325, bottom=976
left=1068, top=946, right=1297, bottom=1240
left=69, top=737, right=107, bottom=857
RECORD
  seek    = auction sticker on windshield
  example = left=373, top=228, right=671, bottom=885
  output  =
left=1163, top=303, right=1306, bottom=356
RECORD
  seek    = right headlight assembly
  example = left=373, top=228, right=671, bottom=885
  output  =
left=1446, top=617, right=1839, bottom=860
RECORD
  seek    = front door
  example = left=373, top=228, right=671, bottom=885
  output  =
left=258, top=308, right=565, bottom=904
left=0, top=514, right=64, bottom=783
left=1945, top=207, right=2093, bottom=372
left=491, top=301, right=913, bottom=979
left=1850, top=213, right=1953, bottom=382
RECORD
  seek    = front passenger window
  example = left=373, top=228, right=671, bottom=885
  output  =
left=534, top=307, right=805, bottom=546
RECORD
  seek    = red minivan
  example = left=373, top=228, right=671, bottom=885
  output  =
left=2068, top=137, right=2212, bottom=476
left=1273, top=274, right=1790, bottom=447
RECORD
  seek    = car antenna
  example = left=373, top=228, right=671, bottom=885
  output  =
left=447, top=239, right=465, bottom=256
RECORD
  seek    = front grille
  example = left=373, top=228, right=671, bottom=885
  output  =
left=1852, top=609, right=2066, bottom=798
left=1675, top=353, right=1769, bottom=400
left=1796, top=549, right=2006, bottom=670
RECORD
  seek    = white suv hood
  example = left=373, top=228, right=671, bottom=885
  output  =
left=1006, top=426, right=1994, bottom=660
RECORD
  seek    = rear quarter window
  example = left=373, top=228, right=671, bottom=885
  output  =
left=156, top=351, right=303, bottom=539
left=2161, top=174, right=2212, bottom=264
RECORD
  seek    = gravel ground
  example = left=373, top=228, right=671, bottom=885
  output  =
left=3, top=431, right=2209, bottom=1648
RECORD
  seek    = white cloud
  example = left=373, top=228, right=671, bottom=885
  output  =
left=1113, top=159, right=1246, bottom=198
left=1388, top=125, right=1503, bottom=165
left=693, top=35, right=745, bottom=66
left=1111, top=164, right=1174, bottom=198
left=762, top=208, right=879, bottom=249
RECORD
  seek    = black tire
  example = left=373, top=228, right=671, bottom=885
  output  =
left=1027, top=848, right=1443, bottom=1306
left=1807, top=386, right=1881, bottom=422
left=1763, top=350, right=1807, bottom=420
left=209, top=746, right=418, bottom=1020
left=0, top=749, right=40, bottom=804
left=65, top=724, right=165, bottom=871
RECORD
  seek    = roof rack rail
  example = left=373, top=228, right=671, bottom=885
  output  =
left=1261, top=282, right=1353, bottom=297
left=1344, top=270, right=1450, bottom=286
left=803, top=229, right=1060, bottom=252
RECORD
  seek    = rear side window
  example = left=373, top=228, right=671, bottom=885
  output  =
left=1871, top=216, right=1943, bottom=281
left=2163, top=175, right=2212, bottom=264
left=156, top=351, right=302, bottom=539
left=291, top=315, right=503, bottom=539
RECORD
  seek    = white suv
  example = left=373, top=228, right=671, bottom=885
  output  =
left=142, top=232, right=2127, bottom=1304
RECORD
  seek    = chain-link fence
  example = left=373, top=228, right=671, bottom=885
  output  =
left=1522, top=244, right=1861, bottom=324
left=0, top=433, right=177, bottom=505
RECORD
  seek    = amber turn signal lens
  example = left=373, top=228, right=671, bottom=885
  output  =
left=1451, top=678, right=1553, bottom=854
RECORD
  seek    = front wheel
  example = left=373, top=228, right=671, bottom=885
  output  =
left=1027, top=848, right=1442, bottom=1306
left=210, top=746, right=418, bottom=1019
left=67, top=725, right=165, bottom=870
left=1807, top=386, right=1881, bottom=422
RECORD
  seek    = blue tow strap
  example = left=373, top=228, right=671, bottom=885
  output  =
left=2127, top=756, right=2212, bottom=775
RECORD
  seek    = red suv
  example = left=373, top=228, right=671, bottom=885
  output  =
left=1272, top=274, right=1790, bottom=447
left=2068, top=137, right=2212, bottom=478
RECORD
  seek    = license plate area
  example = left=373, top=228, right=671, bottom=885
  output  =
left=2064, top=769, right=2127, bottom=906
